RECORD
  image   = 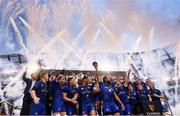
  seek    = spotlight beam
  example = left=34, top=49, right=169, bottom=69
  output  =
left=38, top=29, right=67, bottom=54
left=98, top=21, right=117, bottom=42
left=19, top=16, right=89, bottom=68
left=58, top=37, right=89, bottom=67
left=58, top=23, right=91, bottom=64
left=19, top=16, right=45, bottom=48
left=80, top=29, right=100, bottom=69
left=19, top=16, right=61, bottom=67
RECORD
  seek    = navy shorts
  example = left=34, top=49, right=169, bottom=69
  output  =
left=81, top=102, right=95, bottom=115
left=119, top=103, right=132, bottom=115
left=52, top=99, right=66, bottom=113
left=30, top=102, right=46, bottom=115
left=103, top=101, right=119, bottom=114
left=65, top=104, right=77, bottom=115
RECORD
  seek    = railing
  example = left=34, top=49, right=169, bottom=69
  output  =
left=0, top=54, right=27, bottom=64
left=161, top=99, right=173, bottom=116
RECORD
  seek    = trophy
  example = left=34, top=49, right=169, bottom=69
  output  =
left=92, top=61, right=98, bottom=70
left=92, top=61, right=99, bottom=84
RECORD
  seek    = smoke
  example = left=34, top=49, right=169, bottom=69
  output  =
left=0, top=0, right=179, bottom=114
left=1, top=0, right=180, bottom=54
left=5, top=38, right=15, bottom=50
left=105, top=0, right=180, bottom=51
left=172, top=103, right=180, bottom=115
left=1, top=0, right=179, bottom=71
left=0, top=0, right=25, bottom=54
left=0, top=58, right=26, bottom=115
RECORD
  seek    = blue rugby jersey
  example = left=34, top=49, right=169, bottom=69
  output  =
left=77, top=84, right=95, bottom=103
left=32, top=81, right=48, bottom=103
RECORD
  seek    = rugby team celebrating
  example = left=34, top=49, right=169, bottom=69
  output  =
left=20, top=62, right=164, bottom=116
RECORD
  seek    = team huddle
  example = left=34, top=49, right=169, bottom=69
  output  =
left=20, top=62, right=165, bottom=116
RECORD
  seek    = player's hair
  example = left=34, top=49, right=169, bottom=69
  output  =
left=39, top=71, right=48, bottom=79
left=56, top=74, right=64, bottom=81
left=82, top=76, right=88, bottom=82
left=68, top=77, right=73, bottom=85
left=103, top=76, right=107, bottom=83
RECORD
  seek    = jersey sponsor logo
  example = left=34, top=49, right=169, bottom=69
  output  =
left=109, top=89, right=112, bottom=92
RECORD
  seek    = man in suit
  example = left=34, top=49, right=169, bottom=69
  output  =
left=20, top=68, right=38, bottom=115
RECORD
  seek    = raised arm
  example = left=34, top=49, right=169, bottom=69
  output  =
left=92, top=61, right=99, bottom=83
left=127, top=69, right=131, bottom=80
left=92, top=62, right=100, bottom=93
left=22, top=67, right=28, bottom=82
